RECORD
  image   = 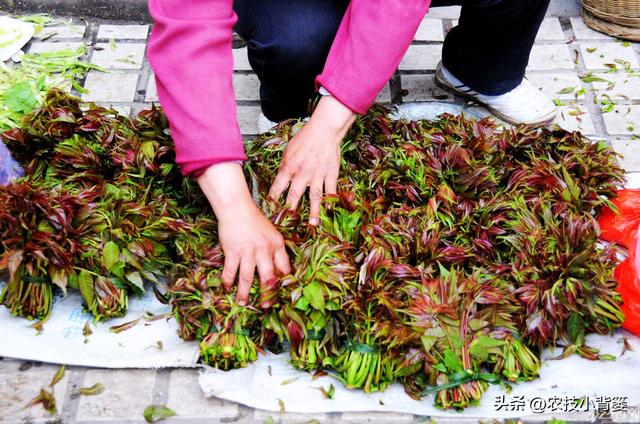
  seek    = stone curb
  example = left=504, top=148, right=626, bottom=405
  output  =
left=0, top=0, right=151, bottom=21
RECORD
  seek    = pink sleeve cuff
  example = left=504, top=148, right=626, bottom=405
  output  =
left=316, top=0, right=430, bottom=115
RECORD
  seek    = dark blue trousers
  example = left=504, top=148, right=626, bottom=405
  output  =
left=233, top=0, right=550, bottom=122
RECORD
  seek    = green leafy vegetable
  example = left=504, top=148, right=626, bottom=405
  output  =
left=143, top=405, right=176, bottom=423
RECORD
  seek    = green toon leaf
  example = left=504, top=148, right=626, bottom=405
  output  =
left=143, top=405, right=176, bottom=423
left=4, top=81, right=39, bottom=113
left=303, top=281, right=325, bottom=312
left=102, top=241, right=120, bottom=273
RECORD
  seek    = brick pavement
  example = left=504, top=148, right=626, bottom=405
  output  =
left=2, top=1, right=640, bottom=423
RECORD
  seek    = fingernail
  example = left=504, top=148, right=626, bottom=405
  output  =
left=309, top=218, right=318, bottom=226
left=238, top=300, right=246, bottom=306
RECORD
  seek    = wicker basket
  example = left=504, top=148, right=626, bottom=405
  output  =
left=581, top=0, right=640, bottom=41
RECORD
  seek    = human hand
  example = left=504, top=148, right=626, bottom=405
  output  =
left=269, top=95, right=356, bottom=225
left=197, top=162, right=290, bottom=307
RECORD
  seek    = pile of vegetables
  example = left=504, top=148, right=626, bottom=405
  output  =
left=241, top=108, right=625, bottom=408
left=0, top=90, right=627, bottom=409
left=0, top=89, right=203, bottom=321
left=1, top=44, right=100, bottom=130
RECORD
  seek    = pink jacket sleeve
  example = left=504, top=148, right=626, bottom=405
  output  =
left=147, top=0, right=429, bottom=176
left=317, top=0, right=431, bottom=114
left=147, top=0, right=245, bottom=176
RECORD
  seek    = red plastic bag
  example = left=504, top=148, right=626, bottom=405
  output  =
left=623, top=225, right=640, bottom=286
left=598, top=189, right=640, bottom=246
left=598, top=190, right=640, bottom=336
left=615, top=252, right=640, bottom=336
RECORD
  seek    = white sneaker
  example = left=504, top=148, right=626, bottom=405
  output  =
left=258, top=113, right=278, bottom=134
left=435, top=62, right=557, bottom=127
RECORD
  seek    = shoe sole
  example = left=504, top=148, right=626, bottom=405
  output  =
left=434, top=64, right=557, bottom=128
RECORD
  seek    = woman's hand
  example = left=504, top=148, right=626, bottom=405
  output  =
left=197, top=162, right=290, bottom=308
left=269, top=95, right=356, bottom=225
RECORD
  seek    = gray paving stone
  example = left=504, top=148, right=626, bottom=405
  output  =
left=417, top=418, right=480, bottom=424
left=399, top=45, right=442, bottom=71
left=254, top=408, right=328, bottom=422
left=611, top=406, right=640, bottom=423
left=527, top=44, right=575, bottom=70
left=400, top=74, right=453, bottom=102
left=555, top=104, right=596, bottom=134
left=535, top=18, right=565, bottom=41
left=340, top=411, right=415, bottom=422
left=80, top=102, right=132, bottom=117
left=82, top=71, right=139, bottom=103
left=28, top=41, right=85, bottom=54
left=580, top=43, right=640, bottom=70
left=44, top=78, right=73, bottom=93
left=238, top=105, right=262, bottom=135
left=132, top=103, right=156, bottom=117
left=425, top=6, right=460, bottom=19
left=97, top=104, right=133, bottom=116
left=35, top=25, right=86, bottom=39
left=414, top=18, right=444, bottom=42
left=91, top=43, right=146, bottom=69
left=570, top=17, right=613, bottom=40
left=519, top=411, right=596, bottom=422
left=612, top=139, right=640, bottom=172
left=376, top=83, right=392, bottom=103
left=526, top=72, right=585, bottom=101
left=591, top=72, right=640, bottom=100
left=547, top=0, right=581, bottom=17
left=166, top=369, right=239, bottom=419
left=603, top=105, right=640, bottom=135
left=0, top=358, right=27, bottom=373
left=0, top=364, right=69, bottom=423
left=146, top=75, right=158, bottom=102
left=233, top=47, right=253, bottom=71
left=75, top=369, right=155, bottom=421
left=97, top=24, right=150, bottom=40
left=234, top=73, right=261, bottom=101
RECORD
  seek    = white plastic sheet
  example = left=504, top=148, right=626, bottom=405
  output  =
left=391, top=102, right=483, bottom=122
left=199, top=331, right=640, bottom=418
left=0, top=288, right=199, bottom=368
left=627, top=172, right=640, bottom=189
left=0, top=17, right=35, bottom=62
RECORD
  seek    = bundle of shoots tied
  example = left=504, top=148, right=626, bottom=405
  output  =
left=1, top=90, right=89, bottom=181
left=197, top=280, right=263, bottom=370
left=330, top=247, right=416, bottom=393
left=168, top=245, right=266, bottom=370
left=110, top=105, right=207, bottom=213
left=277, top=233, right=357, bottom=371
left=74, top=188, right=185, bottom=320
left=168, top=245, right=224, bottom=341
left=0, top=90, right=192, bottom=320
left=172, top=216, right=219, bottom=265
left=0, top=181, right=90, bottom=319
left=501, top=195, right=624, bottom=357
left=399, top=268, right=539, bottom=410
left=198, top=293, right=262, bottom=371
